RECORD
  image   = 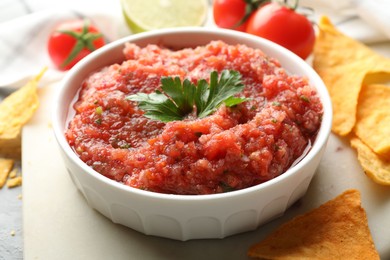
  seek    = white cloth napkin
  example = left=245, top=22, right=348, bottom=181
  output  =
left=301, top=0, right=390, bottom=43
left=0, top=0, right=130, bottom=88
left=0, top=0, right=389, bottom=89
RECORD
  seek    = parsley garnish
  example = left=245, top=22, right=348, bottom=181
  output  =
left=220, top=181, right=236, bottom=192
left=300, top=95, right=310, bottom=102
left=126, top=70, right=248, bottom=122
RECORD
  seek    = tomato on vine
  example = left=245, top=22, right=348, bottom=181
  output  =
left=246, top=2, right=315, bottom=59
left=213, top=0, right=315, bottom=59
left=47, top=19, right=105, bottom=70
left=213, top=0, right=248, bottom=31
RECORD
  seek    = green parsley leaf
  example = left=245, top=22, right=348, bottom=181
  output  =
left=128, top=91, right=184, bottom=122
left=224, top=96, right=249, bottom=107
left=127, top=70, right=247, bottom=122
left=196, top=70, right=247, bottom=118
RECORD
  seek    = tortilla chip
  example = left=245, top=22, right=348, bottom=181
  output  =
left=351, top=137, right=390, bottom=185
left=248, top=190, right=379, bottom=260
left=354, top=83, right=390, bottom=157
left=0, top=158, right=14, bottom=189
left=0, top=68, right=44, bottom=138
left=0, top=68, right=45, bottom=159
left=313, top=16, right=390, bottom=136
left=7, top=176, right=22, bottom=188
left=0, top=136, right=21, bottom=160
left=9, top=168, right=18, bottom=178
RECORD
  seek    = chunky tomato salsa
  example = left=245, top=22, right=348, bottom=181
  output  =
left=66, top=41, right=323, bottom=195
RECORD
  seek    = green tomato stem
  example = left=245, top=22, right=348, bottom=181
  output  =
left=57, top=19, right=103, bottom=69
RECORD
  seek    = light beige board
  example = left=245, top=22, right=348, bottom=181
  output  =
left=23, top=83, right=390, bottom=260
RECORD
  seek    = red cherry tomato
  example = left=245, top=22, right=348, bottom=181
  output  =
left=213, top=0, right=248, bottom=32
left=47, top=19, right=105, bottom=70
left=246, top=3, right=315, bottom=59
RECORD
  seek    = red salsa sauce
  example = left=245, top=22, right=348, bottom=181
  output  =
left=66, top=41, right=323, bottom=195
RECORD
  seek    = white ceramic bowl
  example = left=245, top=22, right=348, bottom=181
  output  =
left=53, top=28, right=332, bottom=241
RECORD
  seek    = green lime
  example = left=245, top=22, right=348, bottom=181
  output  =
left=121, top=0, right=209, bottom=33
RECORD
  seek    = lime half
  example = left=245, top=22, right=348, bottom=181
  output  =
left=121, top=0, right=208, bottom=33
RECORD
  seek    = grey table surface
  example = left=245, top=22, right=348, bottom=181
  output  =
left=0, top=88, right=23, bottom=259
left=0, top=184, right=23, bottom=260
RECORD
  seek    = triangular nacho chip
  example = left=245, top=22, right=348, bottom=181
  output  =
left=248, top=189, right=379, bottom=259
left=313, top=16, right=390, bottom=136
left=351, top=137, right=390, bottom=185
left=0, top=68, right=45, bottom=159
left=354, top=83, right=390, bottom=158
left=0, top=158, right=14, bottom=189
left=0, top=68, right=45, bottom=139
